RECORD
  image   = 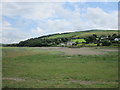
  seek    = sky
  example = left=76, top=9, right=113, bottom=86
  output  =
left=1, top=1, right=118, bottom=44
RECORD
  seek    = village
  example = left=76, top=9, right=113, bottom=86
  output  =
left=59, top=34, right=120, bottom=47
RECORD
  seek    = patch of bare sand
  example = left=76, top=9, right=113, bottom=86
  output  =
left=57, top=47, right=104, bottom=55
left=3, top=49, right=42, bottom=58
left=99, top=49, right=118, bottom=52
left=39, top=47, right=118, bottom=55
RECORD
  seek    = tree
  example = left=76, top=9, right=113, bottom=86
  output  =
left=102, top=40, right=111, bottom=46
left=75, top=41, right=79, bottom=45
left=97, top=43, right=100, bottom=46
left=93, top=34, right=97, bottom=38
left=85, top=34, right=97, bottom=43
left=112, top=34, right=117, bottom=37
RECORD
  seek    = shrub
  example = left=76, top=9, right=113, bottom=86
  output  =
left=97, top=43, right=100, bottom=46
left=77, top=43, right=85, bottom=47
left=85, top=43, right=97, bottom=47
left=102, top=41, right=111, bottom=46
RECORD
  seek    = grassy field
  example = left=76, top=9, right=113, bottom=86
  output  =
left=74, top=31, right=118, bottom=38
left=2, top=47, right=118, bottom=88
left=47, top=30, right=118, bottom=39
left=71, top=39, right=86, bottom=43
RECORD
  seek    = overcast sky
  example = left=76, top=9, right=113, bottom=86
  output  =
left=1, top=1, right=118, bottom=44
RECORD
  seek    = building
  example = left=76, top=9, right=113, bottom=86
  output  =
left=114, top=38, right=120, bottom=41
left=59, top=43, right=66, bottom=46
left=66, top=41, right=75, bottom=46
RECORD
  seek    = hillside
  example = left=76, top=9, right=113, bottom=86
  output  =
left=47, top=30, right=117, bottom=39
left=6, top=30, right=119, bottom=47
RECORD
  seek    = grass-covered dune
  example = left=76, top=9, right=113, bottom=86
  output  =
left=2, top=47, right=118, bottom=88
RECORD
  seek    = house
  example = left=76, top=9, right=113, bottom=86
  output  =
left=99, top=36, right=108, bottom=41
left=101, top=37, right=107, bottom=39
left=114, top=38, right=120, bottom=41
left=66, top=41, right=75, bottom=46
left=59, top=43, right=65, bottom=46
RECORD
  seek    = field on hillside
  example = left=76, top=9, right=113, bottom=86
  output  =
left=2, top=47, right=118, bottom=88
left=71, top=39, right=86, bottom=43
left=47, top=30, right=118, bottom=39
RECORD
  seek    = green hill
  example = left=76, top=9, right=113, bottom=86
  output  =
left=46, top=30, right=118, bottom=39
left=6, top=30, right=119, bottom=47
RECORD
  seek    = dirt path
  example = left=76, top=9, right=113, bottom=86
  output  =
left=2, top=77, right=25, bottom=81
left=69, top=80, right=117, bottom=85
left=2, top=77, right=117, bottom=85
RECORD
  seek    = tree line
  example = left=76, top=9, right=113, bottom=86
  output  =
left=84, top=34, right=120, bottom=46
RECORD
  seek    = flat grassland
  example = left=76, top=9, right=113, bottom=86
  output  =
left=2, top=47, right=118, bottom=88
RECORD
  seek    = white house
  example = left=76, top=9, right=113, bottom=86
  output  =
left=66, top=41, right=75, bottom=46
left=59, top=43, right=65, bottom=46
left=114, top=38, right=120, bottom=41
left=101, top=37, right=107, bottom=39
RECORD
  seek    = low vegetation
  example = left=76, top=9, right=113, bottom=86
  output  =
left=2, top=47, right=118, bottom=88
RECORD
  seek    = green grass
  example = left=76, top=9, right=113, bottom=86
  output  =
left=75, top=31, right=118, bottom=38
left=71, top=39, right=86, bottom=43
left=47, top=32, right=81, bottom=39
left=2, top=47, right=118, bottom=88
left=47, top=30, right=118, bottom=39
left=85, top=43, right=97, bottom=47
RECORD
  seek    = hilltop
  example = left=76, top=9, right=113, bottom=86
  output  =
left=5, top=30, right=119, bottom=47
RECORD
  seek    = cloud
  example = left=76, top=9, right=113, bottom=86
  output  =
left=1, top=2, right=118, bottom=44
left=47, top=19, right=74, bottom=31
left=3, top=21, right=11, bottom=27
left=83, top=7, right=118, bottom=30
left=37, top=6, right=118, bottom=33
left=2, top=2, right=61, bottom=20
left=3, top=2, right=118, bottom=30
left=32, top=27, right=45, bottom=35
left=55, top=5, right=81, bottom=23
left=2, top=0, right=119, bottom=2
left=2, top=21, right=31, bottom=44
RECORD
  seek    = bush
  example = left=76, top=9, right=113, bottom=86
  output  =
left=111, top=41, right=119, bottom=43
left=97, top=43, right=100, bottom=46
left=102, top=41, right=111, bottom=46
left=85, top=43, right=97, bottom=47
left=111, top=43, right=119, bottom=46
left=77, top=43, right=85, bottom=47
